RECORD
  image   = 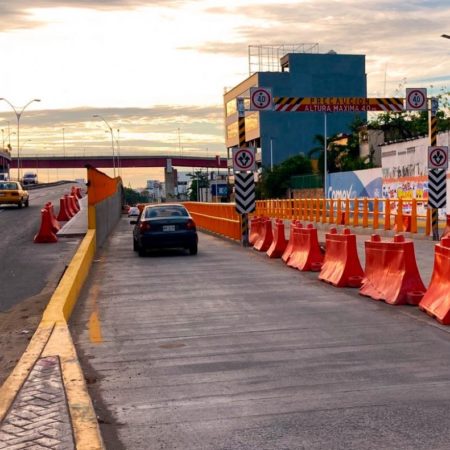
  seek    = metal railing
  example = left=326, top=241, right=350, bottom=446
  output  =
left=255, top=198, right=433, bottom=235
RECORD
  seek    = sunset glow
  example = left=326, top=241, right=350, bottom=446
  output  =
left=1, top=1, right=450, bottom=186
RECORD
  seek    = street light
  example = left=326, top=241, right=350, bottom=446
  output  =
left=0, top=97, right=41, bottom=180
left=2, top=131, right=16, bottom=156
left=93, top=114, right=116, bottom=177
left=441, top=34, right=450, bottom=39
left=0, top=120, right=10, bottom=149
left=116, top=128, right=121, bottom=177
left=18, top=139, right=32, bottom=180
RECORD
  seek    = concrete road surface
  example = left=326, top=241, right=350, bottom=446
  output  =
left=72, top=217, right=450, bottom=450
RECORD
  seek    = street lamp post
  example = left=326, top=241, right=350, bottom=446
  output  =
left=0, top=98, right=40, bottom=181
left=19, top=139, right=32, bottom=179
left=116, top=128, right=121, bottom=177
left=93, top=114, right=116, bottom=177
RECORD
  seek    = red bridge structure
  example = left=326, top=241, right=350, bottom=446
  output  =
left=9, top=154, right=226, bottom=170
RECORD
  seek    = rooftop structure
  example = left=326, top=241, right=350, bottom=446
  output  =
left=224, top=48, right=367, bottom=169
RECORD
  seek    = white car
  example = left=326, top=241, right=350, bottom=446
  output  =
left=22, top=172, right=38, bottom=185
left=128, top=206, right=140, bottom=217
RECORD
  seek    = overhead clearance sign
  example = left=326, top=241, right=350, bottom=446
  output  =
left=273, top=97, right=404, bottom=113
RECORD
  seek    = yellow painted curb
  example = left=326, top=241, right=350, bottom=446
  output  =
left=0, top=228, right=105, bottom=449
left=43, top=324, right=104, bottom=450
left=42, top=230, right=96, bottom=323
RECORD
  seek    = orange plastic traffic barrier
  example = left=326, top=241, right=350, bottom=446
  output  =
left=249, top=216, right=262, bottom=246
left=287, top=224, right=323, bottom=272
left=71, top=186, right=81, bottom=208
left=266, top=219, right=288, bottom=258
left=319, top=228, right=364, bottom=287
left=419, top=237, right=450, bottom=324
left=45, top=202, right=61, bottom=233
left=34, top=209, right=58, bottom=243
left=394, top=214, right=411, bottom=232
left=75, top=186, right=83, bottom=199
left=64, top=194, right=76, bottom=217
left=253, top=218, right=273, bottom=252
left=57, top=197, right=72, bottom=221
left=69, top=195, right=80, bottom=213
left=282, top=221, right=301, bottom=263
left=360, top=234, right=426, bottom=305
left=441, top=215, right=450, bottom=240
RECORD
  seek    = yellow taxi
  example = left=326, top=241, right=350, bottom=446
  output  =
left=0, top=181, right=29, bottom=208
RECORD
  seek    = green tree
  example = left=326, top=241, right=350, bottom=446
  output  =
left=123, top=186, right=150, bottom=205
left=310, top=117, right=374, bottom=174
left=258, top=154, right=312, bottom=199
left=186, top=171, right=209, bottom=201
left=368, top=88, right=450, bottom=140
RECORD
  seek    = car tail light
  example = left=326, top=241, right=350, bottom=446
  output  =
left=139, top=221, right=151, bottom=232
left=186, top=218, right=196, bottom=230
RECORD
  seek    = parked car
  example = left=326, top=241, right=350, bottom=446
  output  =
left=127, top=206, right=140, bottom=218
left=21, top=172, right=38, bottom=185
left=0, top=181, right=29, bottom=208
left=131, top=204, right=198, bottom=256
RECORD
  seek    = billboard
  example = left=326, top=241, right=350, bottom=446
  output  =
left=328, top=168, right=382, bottom=199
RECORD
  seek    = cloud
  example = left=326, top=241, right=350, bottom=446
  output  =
left=0, top=104, right=226, bottom=155
left=0, top=0, right=187, bottom=31
left=190, top=1, right=450, bottom=96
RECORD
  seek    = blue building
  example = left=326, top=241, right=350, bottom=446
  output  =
left=224, top=51, right=367, bottom=168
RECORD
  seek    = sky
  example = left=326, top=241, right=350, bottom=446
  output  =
left=1, top=0, right=450, bottom=186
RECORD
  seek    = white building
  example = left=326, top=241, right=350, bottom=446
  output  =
left=146, top=179, right=164, bottom=202
left=380, top=131, right=450, bottom=214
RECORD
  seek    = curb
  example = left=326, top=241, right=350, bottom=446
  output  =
left=0, top=230, right=104, bottom=449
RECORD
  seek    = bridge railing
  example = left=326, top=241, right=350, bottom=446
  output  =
left=255, top=198, right=432, bottom=235
left=183, top=202, right=241, bottom=241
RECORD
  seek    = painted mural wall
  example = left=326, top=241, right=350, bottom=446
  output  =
left=327, top=131, right=450, bottom=216
left=328, top=168, right=382, bottom=199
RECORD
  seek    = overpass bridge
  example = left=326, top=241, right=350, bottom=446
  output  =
left=3, top=154, right=227, bottom=170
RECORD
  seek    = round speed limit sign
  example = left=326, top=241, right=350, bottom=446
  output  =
left=250, top=87, right=273, bottom=111
left=406, top=88, right=427, bottom=111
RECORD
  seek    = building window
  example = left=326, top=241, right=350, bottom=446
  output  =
left=245, top=113, right=259, bottom=132
left=226, top=100, right=237, bottom=117
left=227, top=122, right=238, bottom=140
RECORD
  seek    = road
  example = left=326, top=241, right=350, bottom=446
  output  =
left=72, top=217, right=450, bottom=450
left=0, top=182, right=82, bottom=385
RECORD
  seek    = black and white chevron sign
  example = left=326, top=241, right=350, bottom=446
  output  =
left=428, top=168, right=447, bottom=208
left=235, top=172, right=255, bottom=214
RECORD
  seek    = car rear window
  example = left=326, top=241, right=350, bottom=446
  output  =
left=0, top=182, right=17, bottom=190
left=145, top=206, right=188, bottom=219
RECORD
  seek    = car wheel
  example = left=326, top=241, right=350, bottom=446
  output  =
left=17, top=199, right=23, bottom=209
left=138, top=246, right=146, bottom=257
left=25, top=198, right=29, bottom=207
left=189, top=244, right=198, bottom=255
left=133, top=238, right=139, bottom=251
